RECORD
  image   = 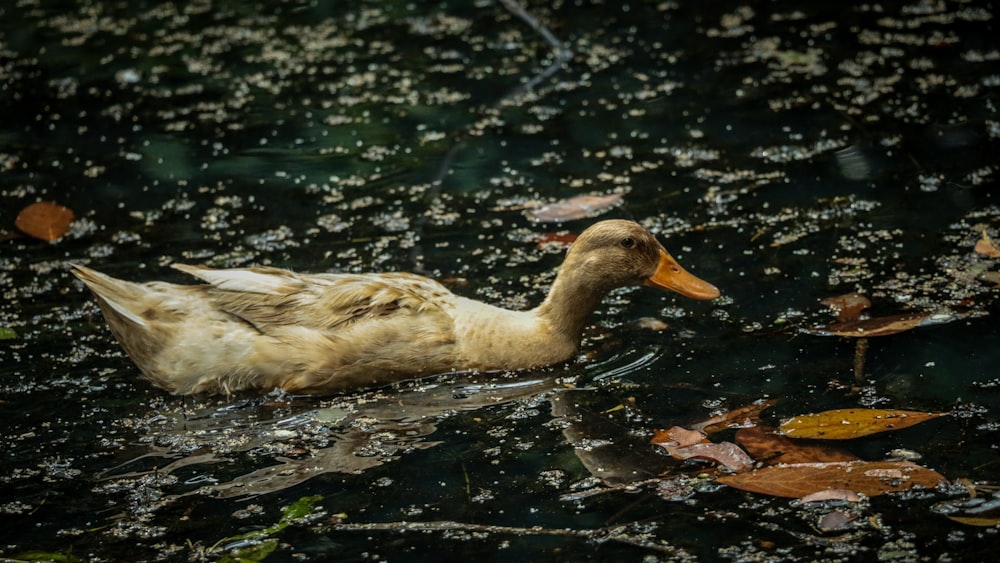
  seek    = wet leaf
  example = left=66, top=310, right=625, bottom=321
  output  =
left=690, top=399, right=778, bottom=435
left=651, top=426, right=708, bottom=448
left=534, top=232, right=578, bottom=246
left=211, top=495, right=323, bottom=551
left=663, top=441, right=754, bottom=473
left=0, top=327, right=17, bottom=340
left=798, top=489, right=863, bottom=504
left=527, top=193, right=623, bottom=223
left=218, top=539, right=278, bottom=563
left=806, top=311, right=963, bottom=337
left=735, top=426, right=859, bottom=464
left=974, top=229, right=1000, bottom=258
left=779, top=409, right=946, bottom=440
left=934, top=492, right=1000, bottom=527
left=819, top=293, right=871, bottom=322
left=717, top=461, right=947, bottom=498
left=651, top=427, right=753, bottom=472
left=12, top=551, right=82, bottom=563
left=14, top=201, right=75, bottom=241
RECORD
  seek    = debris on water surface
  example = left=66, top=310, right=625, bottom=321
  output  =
left=14, top=202, right=75, bottom=242
left=526, top=193, right=624, bottom=223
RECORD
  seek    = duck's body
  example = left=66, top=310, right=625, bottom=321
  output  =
left=73, top=220, right=719, bottom=395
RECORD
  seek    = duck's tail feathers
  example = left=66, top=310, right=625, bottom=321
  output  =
left=70, top=264, right=149, bottom=328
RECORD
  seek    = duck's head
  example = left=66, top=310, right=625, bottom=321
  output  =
left=565, top=219, right=720, bottom=300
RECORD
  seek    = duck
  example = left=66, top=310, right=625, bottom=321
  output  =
left=72, top=219, right=720, bottom=395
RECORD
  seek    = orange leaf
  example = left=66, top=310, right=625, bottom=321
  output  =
left=528, top=193, right=623, bottom=223
left=690, top=399, right=778, bottom=435
left=717, top=461, right=946, bottom=498
left=735, top=426, right=859, bottom=465
left=15, top=201, right=75, bottom=241
left=651, top=426, right=708, bottom=448
left=974, top=229, right=1000, bottom=258
left=779, top=409, right=946, bottom=440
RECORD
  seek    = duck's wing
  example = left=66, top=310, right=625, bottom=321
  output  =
left=171, top=264, right=450, bottom=334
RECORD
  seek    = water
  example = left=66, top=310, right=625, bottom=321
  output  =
left=2, top=0, right=998, bottom=560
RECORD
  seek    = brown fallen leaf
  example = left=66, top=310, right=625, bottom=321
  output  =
left=819, top=293, right=872, bottom=322
left=660, top=441, right=754, bottom=473
left=690, top=399, right=778, bottom=435
left=15, top=201, right=75, bottom=241
left=527, top=193, right=623, bottom=223
left=651, top=426, right=708, bottom=448
left=779, top=409, right=947, bottom=440
left=805, top=311, right=964, bottom=338
left=651, top=426, right=753, bottom=472
left=974, top=229, right=1000, bottom=258
left=735, top=426, right=859, bottom=465
left=717, top=460, right=947, bottom=498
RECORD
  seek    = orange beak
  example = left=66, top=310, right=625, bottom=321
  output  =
left=644, top=249, right=720, bottom=300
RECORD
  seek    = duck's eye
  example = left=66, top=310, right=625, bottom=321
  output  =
left=620, top=237, right=636, bottom=249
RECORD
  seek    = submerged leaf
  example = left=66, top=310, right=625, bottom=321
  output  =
left=14, top=201, right=75, bottom=241
left=717, top=461, right=946, bottom=498
left=690, top=399, right=778, bottom=435
left=527, top=193, right=623, bottom=223
left=806, top=311, right=964, bottom=337
left=934, top=492, right=1000, bottom=527
left=819, top=293, right=872, bottom=322
left=735, top=426, right=859, bottom=465
left=0, top=327, right=17, bottom=340
left=779, top=409, right=946, bottom=440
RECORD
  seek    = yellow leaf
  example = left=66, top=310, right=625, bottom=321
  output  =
left=946, top=515, right=1000, bottom=527
left=779, top=409, right=947, bottom=440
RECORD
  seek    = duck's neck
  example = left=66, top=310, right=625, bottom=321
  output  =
left=534, top=265, right=612, bottom=343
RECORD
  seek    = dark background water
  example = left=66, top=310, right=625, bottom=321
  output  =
left=1, top=0, right=998, bottom=561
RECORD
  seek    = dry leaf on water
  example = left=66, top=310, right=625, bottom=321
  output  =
left=735, top=426, right=859, bottom=465
left=651, top=426, right=753, bottom=472
left=717, top=460, right=946, bottom=498
left=779, top=408, right=946, bottom=440
left=15, top=201, right=75, bottom=241
left=527, top=193, right=623, bottom=223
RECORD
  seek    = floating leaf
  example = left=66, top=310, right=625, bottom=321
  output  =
left=527, top=193, right=623, bottom=223
left=779, top=409, right=946, bottom=440
left=690, top=399, right=778, bottom=435
left=14, top=201, right=75, bottom=241
left=218, top=539, right=277, bottom=563
left=819, top=293, right=871, bottom=322
left=0, top=327, right=17, bottom=340
left=934, top=492, right=1000, bottom=527
left=717, top=461, right=946, bottom=498
left=797, top=489, right=863, bottom=504
left=806, top=311, right=964, bottom=337
left=12, top=551, right=81, bottom=563
left=651, top=427, right=753, bottom=472
left=534, top=232, right=578, bottom=248
left=974, top=229, right=1000, bottom=258
left=651, top=426, right=708, bottom=448
left=735, top=426, right=859, bottom=465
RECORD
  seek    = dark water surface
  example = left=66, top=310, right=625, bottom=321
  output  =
left=2, top=0, right=998, bottom=561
